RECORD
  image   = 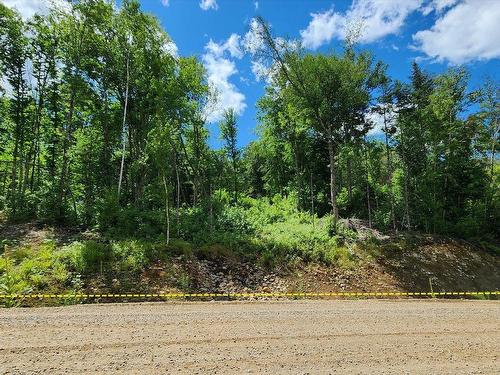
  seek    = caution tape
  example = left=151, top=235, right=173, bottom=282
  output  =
left=0, top=291, right=498, bottom=300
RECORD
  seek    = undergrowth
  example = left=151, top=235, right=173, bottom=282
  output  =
left=0, top=196, right=359, bottom=300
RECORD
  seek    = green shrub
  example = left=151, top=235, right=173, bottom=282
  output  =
left=0, top=256, right=15, bottom=274
left=62, top=241, right=109, bottom=274
left=196, top=243, right=234, bottom=260
left=165, top=239, right=193, bottom=258
left=111, top=241, right=149, bottom=273
left=175, top=206, right=211, bottom=243
left=9, top=246, right=33, bottom=263
left=61, top=240, right=162, bottom=275
left=97, top=190, right=120, bottom=231
left=175, top=272, right=191, bottom=290
left=0, top=195, right=366, bottom=301
left=255, top=212, right=355, bottom=267
left=216, top=205, right=255, bottom=234
left=0, top=241, right=71, bottom=295
left=245, top=194, right=299, bottom=228
left=453, top=215, right=483, bottom=238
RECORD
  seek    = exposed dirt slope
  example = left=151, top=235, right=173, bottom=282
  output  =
left=139, top=235, right=500, bottom=295
left=1, top=222, right=499, bottom=296
left=374, top=236, right=500, bottom=293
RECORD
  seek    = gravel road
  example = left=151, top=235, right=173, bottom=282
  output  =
left=1, top=300, right=499, bottom=374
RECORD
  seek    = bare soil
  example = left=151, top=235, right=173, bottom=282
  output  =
left=1, top=222, right=499, bottom=298
left=1, top=300, right=499, bottom=374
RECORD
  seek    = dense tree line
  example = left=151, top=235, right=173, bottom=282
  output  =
left=249, top=17, right=498, bottom=237
left=0, top=0, right=215, bottom=240
left=0, top=1, right=498, bottom=242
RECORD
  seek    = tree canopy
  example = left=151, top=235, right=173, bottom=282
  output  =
left=0, top=1, right=498, bottom=243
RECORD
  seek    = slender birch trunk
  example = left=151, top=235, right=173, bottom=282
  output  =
left=162, top=173, right=170, bottom=245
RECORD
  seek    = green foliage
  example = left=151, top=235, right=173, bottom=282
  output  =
left=0, top=241, right=71, bottom=295
left=175, top=272, right=191, bottom=291
left=0, top=2, right=497, bottom=305
left=61, top=240, right=168, bottom=275
left=244, top=194, right=300, bottom=227
left=0, top=2, right=495, bottom=240
left=197, top=196, right=356, bottom=267
left=165, top=239, right=193, bottom=258
left=255, top=206, right=354, bottom=267
left=220, top=109, right=241, bottom=203
left=216, top=205, right=255, bottom=234
left=61, top=241, right=109, bottom=274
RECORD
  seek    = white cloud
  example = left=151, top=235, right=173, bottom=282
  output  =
left=250, top=61, right=269, bottom=82
left=420, top=0, right=458, bottom=15
left=1, top=76, right=13, bottom=97
left=206, top=34, right=243, bottom=59
left=224, top=34, right=243, bottom=58
left=350, top=0, right=423, bottom=43
left=242, top=18, right=298, bottom=82
left=250, top=60, right=282, bottom=84
left=366, top=104, right=397, bottom=136
left=161, top=0, right=170, bottom=7
left=300, top=9, right=345, bottom=49
left=202, top=38, right=246, bottom=122
left=163, top=40, right=179, bottom=57
left=1, top=0, right=71, bottom=19
left=1, top=0, right=46, bottom=19
left=254, top=1, right=259, bottom=10
left=205, top=40, right=225, bottom=57
left=431, top=0, right=459, bottom=11
left=242, top=18, right=265, bottom=55
left=367, top=111, right=384, bottom=136
left=275, top=36, right=301, bottom=54
left=300, top=0, right=422, bottom=49
left=413, top=0, right=500, bottom=64
left=240, top=76, right=250, bottom=85
left=199, top=0, right=218, bottom=11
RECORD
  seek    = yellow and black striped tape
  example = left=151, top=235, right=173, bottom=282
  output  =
left=0, top=291, right=498, bottom=299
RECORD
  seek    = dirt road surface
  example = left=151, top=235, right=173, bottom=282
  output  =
left=1, top=300, right=499, bottom=374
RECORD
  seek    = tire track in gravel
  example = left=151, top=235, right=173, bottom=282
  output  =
left=1, top=300, right=499, bottom=374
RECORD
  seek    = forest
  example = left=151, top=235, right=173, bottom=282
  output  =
left=0, top=0, right=498, bottom=298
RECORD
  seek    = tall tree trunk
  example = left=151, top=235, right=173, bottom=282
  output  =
left=174, top=152, right=180, bottom=236
left=310, top=171, right=315, bottom=231
left=364, top=140, right=372, bottom=228
left=403, top=167, right=411, bottom=230
left=48, top=83, right=60, bottom=180
left=382, top=110, right=396, bottom=231
left=490, top=138, right=497, bottom=182
left=162, top=173, right=170, bottom=245
left=347, top=154, right=353, bottom=203
left=10, top=74, right=24, bottom=215
left=193, top=179, right=198, bottom=206
left=327, top=129, right=338, bottom=222
left=30, top=66, right=48, bottom=192
left=21, top=144, right=31, bottom=203
left=232, top=157, right=238, bottom=204
left=29, top=118, right=39, bottom=191
left=58, top=86, right=76, bottom=219
left=293, top=142, right=302, bottom=210
left=101, top=88, right=111, bottom=188
left=117, top=51, right=130, bottom=197
left=209, top=182, right=214, bottom=233
left=10, top=136, right=20, bottom=215
left=485, top=126, right=498, bottom=222
left=400, top=126, right=411, bottom=230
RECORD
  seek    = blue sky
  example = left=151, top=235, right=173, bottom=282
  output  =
left=5, top=0, right=500, bottom=147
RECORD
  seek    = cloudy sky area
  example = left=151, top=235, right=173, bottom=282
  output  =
left=3, top=0, right=500, bottom=146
